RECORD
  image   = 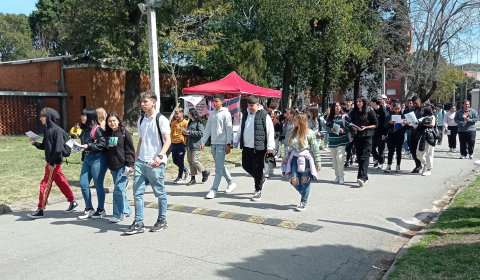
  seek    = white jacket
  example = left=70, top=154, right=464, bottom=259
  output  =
left=201, top=107, right=233, bottom=145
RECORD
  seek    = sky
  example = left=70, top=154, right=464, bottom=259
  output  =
left=0, top=0, right=38, bottom=16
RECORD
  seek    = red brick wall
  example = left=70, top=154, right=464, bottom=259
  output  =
left=0, top=61, right=62, bottom=93
left=385, top=74, right=402, bottom=100
left=65, top=68, right=125, bottom=128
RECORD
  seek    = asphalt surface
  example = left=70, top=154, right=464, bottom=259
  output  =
left=1, top=130, right=479, bottom=280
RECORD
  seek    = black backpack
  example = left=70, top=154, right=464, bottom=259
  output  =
left=140, top=113, right=172, bottom=157
left=61, top=131, right=72, bottom=164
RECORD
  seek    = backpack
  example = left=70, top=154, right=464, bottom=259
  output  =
left=91, top=124, right=99, bottom=142
left=61, top=131, right=72, bottom=164
left=341, top=115, right=353, bottom=142
left=140, top=113, right=172, bottom=157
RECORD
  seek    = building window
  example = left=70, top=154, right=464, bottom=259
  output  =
left=80, top=96, right=86, bottom=110
left=386, top=73, right=396, bottom=80
left=160, top=96, right=175, bottom=113
left=386, top=89, right=396, bottom=96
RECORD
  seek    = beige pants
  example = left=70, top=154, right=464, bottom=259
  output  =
left=417, top=142, right=434, bottom=170
left=187, top=150, right=204, bottom=176
left=330, top=146, right=346, bottom=177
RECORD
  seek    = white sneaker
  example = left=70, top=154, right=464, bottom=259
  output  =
left=357, top=179, right=364, bottom=187
left=205, top=189, right=217, bottom=199
left=338, top=177, right=345, bottom=184
left=453, top=148, right=457, bottom=153
left=333, top=176, right=340, bottom=183
left=377, top=163, right=383, bottom=170
left=396, top=165, right=400, bottom=172
left=421, top=166, right=427, bottom=174
left=422, top=170, right=431, bottom=176
left=226, top=182, right=237, bottom=193
left=449, top=148, right=453, bottom=152
left=384, top=165, right=391, bottom=173
left=460, top=155, right=466, bottom=159
left=109, top=216, right=124, bottom=223
left=469, top=154, right=474, bottom=159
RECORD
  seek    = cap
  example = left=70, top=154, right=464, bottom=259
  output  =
left=381, top=94, right=387, bottom=99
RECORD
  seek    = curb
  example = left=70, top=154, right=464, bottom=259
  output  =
left=0, top=164, right=245, bottom=215
left=381, top=169, right=479, bottom=279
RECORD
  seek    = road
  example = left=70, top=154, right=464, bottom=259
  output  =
left=1, top=130, right=479, bottom=280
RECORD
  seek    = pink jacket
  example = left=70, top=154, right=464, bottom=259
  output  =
left=284, top=146, right=318, bottom=181
left=444, top=111, right=457, bottom=127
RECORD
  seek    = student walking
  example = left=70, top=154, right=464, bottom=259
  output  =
left=344, top=98, right=355, bottom=167
left=416, top=106, right=437, bottom=176
left=325, top=102, right=351, bottom=184
left=307, top=106, right=320, bottom=146
left=263, top=108, right=282, bottom=177
left=27, top=108, right=77, bottom=219
left=435, top=104, right=445, bottom=145
left=201, top=94, right=236, bottom=199
left=125, top=91, right=171, bottom=235
left=234, top=95, right=275, bottom=201
left=370, top=97, right=388, bottom=169
left=183, top=108, right=210, bottom=186
left=78, top=108, right=108, bottom=220
left=350, top=97, right=378, bottom=187
left=402, top=99, right=414, bottom=156
left=455, top=100, right=479, bottom=159
left=283, top=113, right=321, bottom=211
left=171, top=108, right=189, bottom=183
left=406, top=96, right=423, bottom=173
left=385, top=103, right=405, bottom=172
left=105, top=112, right=135, bottom=223
left=444, top=106, right=458, bottom=152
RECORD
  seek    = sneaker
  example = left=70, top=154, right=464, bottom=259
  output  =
left=109, top=216, right=124, bottom=223
left=78, top=208, right=95, bottom=220
left=378, top=163, right=383, bottom=170
left=183, top=168, right=190, bottom=180
left=173, top=177, right=183, bottom=184
left=260, top=175, right=268, bottom=189
left=202, top=170, right=210, bottom=183
left=92, top=209, right=106, bottom=219
left=333, top=176, right=340, bottom=183
left=448, top=148, right=453, bottom=152
left=226, top=182, right=237, bottom=193
left=460, top=155, right=466, bottom=159
left=205, top=189, right=217, bottom=199
left=344, top=161, right=350, bottom=168
left=338, top=177, right=345, bottom=184
left=453, top=148, right=457, bottom=153
left=324, top=148, right=330, bottom=151
left=384, top=165, right=391, bottom=173
left=295, top=203, right=306, bottom=212
left=422, top=170, right=431, bottom=176
left=251, top=191, right=262, bottom=201
left=373, top=160, right=378, bottom=168
left=396, top=165, right=400, bottom=172
left=150, top=218, right=168, bottom=232
left=357, top=179, right=365, bottom=187
left=124, top=222, right=145, bottom=235
left=186, top=179, right=197, bottom=186
left=411, top=167, right=421, bottom=174
left=469, top=154, right=474, bottom=159
left=421, top=166, right=427, bottom=174
left=63, top=200, right=78, bottom=213
left=27, top=209, right=44, bottom=219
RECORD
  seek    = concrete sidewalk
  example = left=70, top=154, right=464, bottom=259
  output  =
left=1, top=131, right=479, bottom=280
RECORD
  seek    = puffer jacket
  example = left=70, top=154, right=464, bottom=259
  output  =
left=417, top=116, right=436, bottom=151
left=80, top=124, right=107, bottom=154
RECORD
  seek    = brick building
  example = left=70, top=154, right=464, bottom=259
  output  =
left=0, top=56, right=206, bottom=135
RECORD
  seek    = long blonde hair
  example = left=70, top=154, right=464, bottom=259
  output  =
left=96, top=107, right=107, bottom=130
left=289, top=113, right=308, bottom=148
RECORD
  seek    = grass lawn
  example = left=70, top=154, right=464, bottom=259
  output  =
left=0, top=135, right=242, bottom=205
left=388, top=176, right=480, bottom=280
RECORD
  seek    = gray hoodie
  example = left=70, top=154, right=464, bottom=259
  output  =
left=201, top=107, right=233, bottom=145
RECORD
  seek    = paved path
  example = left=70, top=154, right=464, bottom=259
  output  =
left=1, top=131, right=479, bottom=280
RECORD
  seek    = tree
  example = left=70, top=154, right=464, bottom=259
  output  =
left=231, top=40, right=267, bottom=87
left=434, top=65, right=467, bottom=102
left=401, top=0, right=480, bottom=102
left=0, top=13, right=41, bottom=62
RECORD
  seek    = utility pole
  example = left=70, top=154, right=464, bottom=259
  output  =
left=452, top=88, right=455, bottom=107
left=382, top=58, right=391, bottom=97
left=139, top=0, right=164, bottom=113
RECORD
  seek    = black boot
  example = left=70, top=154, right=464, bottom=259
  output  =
left=202, top=170, right=210, bottom=183
left=186, top=178, right=197, bottom=186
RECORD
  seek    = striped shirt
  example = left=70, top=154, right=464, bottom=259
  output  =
left=325, top=114, right=352, bottom=148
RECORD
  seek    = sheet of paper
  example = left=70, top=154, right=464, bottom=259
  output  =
left=25, top=131, right=41, bottom=140
left=180, top=127, right=187, bottom=132
left=332, top=123, right=340, bottom=135
left=404, top=112, right=418, bottom=124
left=347, top=122, right=362, bottom=130
left=66, top=140, right=84, bottom=153
left=391, top=115, right=403, bottom=124
left=447, top=130, right=451, bottom=135
left=122, top=166, right=132, bottom=177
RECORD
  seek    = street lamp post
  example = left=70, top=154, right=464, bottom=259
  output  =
left=382, top=58, right=391, bottom=97
left=139, top=0, right=164, bottom=113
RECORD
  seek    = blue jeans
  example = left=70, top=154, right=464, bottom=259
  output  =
left=111, top=167, right=132, bottom=219
left=80, top=153, right=107, bottom=209
left=322, top=132, right=329, bottom=148
left=403, top=130, right=411, bottom=152
left=132, top=160, right=167, bottom=223
left=290, top=156, right=312, bottom=205
left=211, top=144, right=234, bottom=191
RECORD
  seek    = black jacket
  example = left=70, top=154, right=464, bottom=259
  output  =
left=349, top=108, right=378, bottom=138
left=34, top=108, right=67, bottom=166
left=385, top=113, right=406, bottom=135
left=106, top=129, right=135, bottom=171
left=404, top=106, right=423, bottom=132
left=417, top=116, right=436, bottom=151
left=186, top=119, right=204, bottom=151
left=373, top=105, right=388, bottom=136
left=80, top=124, right=107, bottom=153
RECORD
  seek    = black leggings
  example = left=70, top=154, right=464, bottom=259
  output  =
left=387, top=132, right=403, bottom=166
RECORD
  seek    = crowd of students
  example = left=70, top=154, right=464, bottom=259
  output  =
left=26, top=91, right=478, bottom=233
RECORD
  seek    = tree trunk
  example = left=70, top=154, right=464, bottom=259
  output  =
left=198, top=0, right=204, bottom=8
left=321, top=92, right=328, bottom=112
left=124, top=70, right=142, bottom=127
left=353, top=64, right=362, bottom=101
left=281, top=60, right=293, bottom=110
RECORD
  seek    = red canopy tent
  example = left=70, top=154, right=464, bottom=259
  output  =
left=182, top=71, right=281, bottom=98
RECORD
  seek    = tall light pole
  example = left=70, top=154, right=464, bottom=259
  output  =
left=382, top=58, right=391, bottom=97
left=139, top=0, right=164, bottom=113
